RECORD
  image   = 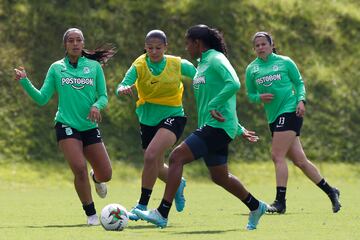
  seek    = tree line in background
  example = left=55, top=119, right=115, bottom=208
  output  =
left=0, top=0, right=359, bottom=165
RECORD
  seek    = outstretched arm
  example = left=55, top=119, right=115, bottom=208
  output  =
left=14, top=66, right=55, bottom=106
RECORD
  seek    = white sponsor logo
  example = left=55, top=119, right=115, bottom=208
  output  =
left=256, top=74, right=281, bottom=87
left=193, top=76, right=206, bottom=89
left=61, top=77, right=94, bottom=90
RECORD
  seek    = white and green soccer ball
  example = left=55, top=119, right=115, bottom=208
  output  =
left=100, top=203, right=129, bottom=231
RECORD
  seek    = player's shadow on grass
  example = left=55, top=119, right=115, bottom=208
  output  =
left=127, top=225, right=172, bottom=229
left=26, top=224, right=88, bottom=228
left=174, top=229, right=239, bottom=234
left=237, top=212, right=307, bottom=216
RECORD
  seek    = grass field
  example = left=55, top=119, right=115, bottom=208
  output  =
left=0, top=161, right=359, bottom=240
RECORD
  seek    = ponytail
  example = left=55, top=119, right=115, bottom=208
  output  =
left=63, top=28, right=117, bottom=65
left=82, top=43, right=117, bottom=65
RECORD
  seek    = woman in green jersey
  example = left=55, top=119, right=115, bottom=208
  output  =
left=14, top=28, right=116, bottom=225
left=245, top=31, right=341, bottom=214
left=133, top=25, right=267, bottom=230
left=116, top=30, right=196, bottom=220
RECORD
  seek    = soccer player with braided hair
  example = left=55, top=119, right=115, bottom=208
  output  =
left=134, top=25, right=268, bottom=230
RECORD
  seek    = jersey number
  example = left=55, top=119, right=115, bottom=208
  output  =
left=278, top=117, right=285, bottom=125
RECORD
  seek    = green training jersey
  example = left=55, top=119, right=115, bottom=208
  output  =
left=245, top=53, right=306, bottom=124
left=193, top=49, right=244, bottom=139
left=116, top=55, right=196, bottom=126
left=20, top=56, right=108, bottom=131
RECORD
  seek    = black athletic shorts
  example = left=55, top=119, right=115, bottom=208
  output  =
left=184, top=125, right=232, bottom=166
left=55, top=122, right=103, bottom=147
left=140, top=116, right=187, bottom=149
left=269, top=112, right=303, bottom=136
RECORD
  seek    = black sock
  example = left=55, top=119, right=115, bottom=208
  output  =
left=83, top=202, right=96, bottom=216
left=242, top=193, right=260, bottom=211
left=138, top=187, right=152, bottom=206
left=157, top=199, right=172, bottom=218
left=92, top=173, right=100, bottom=183
left=276, top=186, right=287, bottom=203
left=317, top=178, right=333, bottom=195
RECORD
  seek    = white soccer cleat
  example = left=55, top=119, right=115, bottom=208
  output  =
left=90, top=169, right=107, bottom=198
left=87, top=214, right=100, bottom=226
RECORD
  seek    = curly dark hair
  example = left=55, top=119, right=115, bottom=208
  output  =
left=186, top=24, right=228, bottom=56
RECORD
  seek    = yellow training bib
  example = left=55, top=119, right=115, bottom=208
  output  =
left=133, top=54, right=183, bottom=107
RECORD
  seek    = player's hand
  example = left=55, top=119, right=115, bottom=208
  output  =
left=88, top=106, right=102, bottom=123
left=242, top=128, right=259, bottom=142
left=14, top=66, right=27, bottom=81
left=210, top=110, right=225, bottom=122
left=296, top=101, right=306, bottom=117
left=117, top=85, right=134, bottom=96
left=260, top=93, right=274, bottom=103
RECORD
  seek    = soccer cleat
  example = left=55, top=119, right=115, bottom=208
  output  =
left=246, top=201, right=267, bottom=230
left=90, top=169, right=107, bottom=198
left=328, top=187, right=341, bottom=213
left=266, top=200, right=286, bottom=214
left=133, top=209, right=168, bottom=228
left=87, top=214, right=100, bottom=226
left=127, top=203, right=147, bottom=221
left=174, top=177, right=186, bottom=212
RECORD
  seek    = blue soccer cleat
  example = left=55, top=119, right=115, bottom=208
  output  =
left=133, top=208, right=168, bottom=228
left=246, top=201, right=267, bottom=230
left=127, top=203, right=147, bottom=221
left=175, top=177, right=186, bottom=212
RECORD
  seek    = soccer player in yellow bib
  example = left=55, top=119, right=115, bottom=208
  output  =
left=133, top=25, right=267, bottom=230
left=116, top=30, right=197, bottom=220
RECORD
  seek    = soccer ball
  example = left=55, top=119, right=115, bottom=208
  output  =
left=100, top=203, right=129, bottom=231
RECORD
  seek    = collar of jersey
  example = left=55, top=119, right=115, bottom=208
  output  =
left=65, top=55, right=85, bottom=68
left=198, top=49, right=215, bottom=63
left=257, top=52, right=276, bottom=63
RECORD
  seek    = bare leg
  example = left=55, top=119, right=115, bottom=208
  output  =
left=287, top=137, right=322, bottom=183
left=287, top=137, right=341, bottom=212
left=271, top=131, right=297, bottom=187
left=59, top=138, right=92, bottom=205
left=163, top=142, right=195, bottom=202
left=158, top=161, right=169, bottom=182
left=142, top=128, right=177, bottom=189
left=84, top=142, right=112, bottom=182
left=208, top=164, right=249, bottom=200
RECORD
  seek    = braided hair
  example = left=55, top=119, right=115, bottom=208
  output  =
left=186, top=24, right=228, bottom=56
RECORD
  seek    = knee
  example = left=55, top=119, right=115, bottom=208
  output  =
left=144, top=149, right=158, bottom=164
left=73, top=167, right=88, bottom=181
left=271, top=153, right=283, bottom=165
left=210, top=173, right=227, bottom=186
left=101, top=169, right=112, bottom=182
left=292, top=158, right=307, bottom=169
left=169, top=148, right=184, bottom=167
left=92, top=167, right=112, bottom=183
